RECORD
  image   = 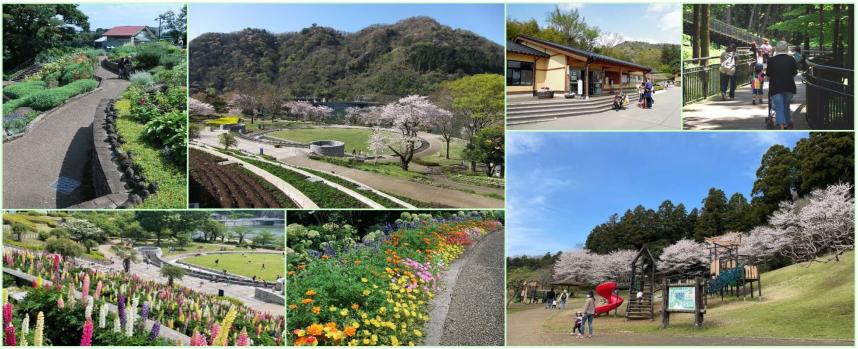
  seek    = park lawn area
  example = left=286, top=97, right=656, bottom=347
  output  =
left=541, top=251, right=854, bottom=340
left=315, top=156, right=429, bottom=181
left=422, top=138, right=466, bottom=167
left=269, top=127, right=394, bottom=155
left=182, top=253, right=284, bottom=281
left=158, top=242, right=252, bottom=257
left=116, top=118, right=187, bottom=208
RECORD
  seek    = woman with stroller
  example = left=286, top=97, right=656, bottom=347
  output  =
left=766, top=42, right=798, bottom=129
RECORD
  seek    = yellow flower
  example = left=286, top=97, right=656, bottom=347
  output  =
left=362, top=289, right=371, bottom=296
left=305, top=289, right=317, bottom=296
left=390, top=335, right=401, bottom=346
left=361, top=278, right=368, bottom=283
left=413, top=329, right=422, bottom=337
left=339, top=309, right=349, bottom=317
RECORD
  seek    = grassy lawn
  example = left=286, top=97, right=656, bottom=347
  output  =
left=268, top=127, right=394, bottom=155
left=422, top=138, right=467, bottom=167
left=157, top=242, right=253, bottom=257
left=315, top=156, right=429, bottom=181
left=181, top=253, right=284, bottom=281
left=536, top=251, right=854, bottom=340
left=116, top=118, right=187, bottom=208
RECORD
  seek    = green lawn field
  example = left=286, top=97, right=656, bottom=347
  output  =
left=268, top=127, right=393, bottom=155
left=182, top=253, right=285, bottom=281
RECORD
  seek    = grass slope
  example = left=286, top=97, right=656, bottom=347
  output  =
left=540, top=251, right=854, bottom=340
left=181, top=253, right=284, bottom=281
left=269, top=127, right=393, bottom=155
left=116, top=118, right=187, bottom=208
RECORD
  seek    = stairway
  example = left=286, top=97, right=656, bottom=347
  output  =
left=708, top=264, right=744, bottom=294
left=506, top=94, right=617, bottom=125
left=7, top=63, right=42, bottom=82
left=625, top=276, right=655, bottom=320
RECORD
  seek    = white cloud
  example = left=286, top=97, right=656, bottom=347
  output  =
left=558, top=3, right=584, bottom=11
left=641, top=3, right=682, bottom=44
left=507, top=133, right=545, bottom=156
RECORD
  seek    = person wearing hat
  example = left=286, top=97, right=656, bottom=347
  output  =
left=580, top=290, right=597, bottom=338
left=766, top=41, right=798, bottom=129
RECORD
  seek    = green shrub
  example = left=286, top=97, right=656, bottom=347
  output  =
left=134, top=45, right=167, bottom=70
left=108, top=45, right=137, bottom=62
left=4, top=80, right=46, bottom=99
left=59, top=61, right=94, bottom=85
left=3, top=98, right=28, bottom=115
left=143, top=110, right=188, bottom=166
left=413, top=158, right=440, bottom=167
left=159, top=54, right=183, bottom=69
left=27, top=90, right=70, bottom=110
left=62, top=79, right=98, bottom=95
left=130, top=71, right=154, bottom=87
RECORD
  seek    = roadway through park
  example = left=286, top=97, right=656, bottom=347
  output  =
left=506, top=87, right=682, bottom=130
left=94, top=244, right=285, bottom=315
left=506, top=302, right=853, bottom=346
left=3, top=59, right=130, bottom=208
left=196, top=128, right=504, bottom=208
left=683, top=74, right=810, bottom=130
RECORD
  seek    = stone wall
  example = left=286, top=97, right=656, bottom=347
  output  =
left=69, top=99, right=130, bottom=209
left=310, top=140, right=346, bottom=157
left=254, top=287, right=285, bottom=305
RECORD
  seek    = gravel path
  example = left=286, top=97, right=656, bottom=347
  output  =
left=437, top=229, right=505, bottom=345
left=3, top=60, right=129, bottom=208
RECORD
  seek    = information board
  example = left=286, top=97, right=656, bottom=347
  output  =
left=667, top=286, right=696, bottom=311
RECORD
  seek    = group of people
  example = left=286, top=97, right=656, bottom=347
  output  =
left=117, top=56, right=133, bottom=80
left=719, top=38, right=801, bottom=129
left=611, top=80, right=656, bottom=111
left=544, top=288, right=570, bottom=309
left=543, top=288, right=596, bottom=338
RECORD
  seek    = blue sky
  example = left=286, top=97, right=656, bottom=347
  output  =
left=508, top=3, right=682, bottom=45
left=77, top=4, right=184, bottom=31
left=188, top=4, right=504, bottom=44
left=506, top=132, right=809, bottom=256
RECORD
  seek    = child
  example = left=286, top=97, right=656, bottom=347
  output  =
left=612, top=92, right=625, bottom=111
left=571, top=312, right=584, bottom=336
left=552, top=299, right=558, bottom=309
left=751, top=62, right=764, bottom=105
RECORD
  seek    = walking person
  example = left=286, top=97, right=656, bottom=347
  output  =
left=581, top=291, right=596, bottom=338
left=546, top=288, right=556, bottom=310
left=761, top=39, right=773, bottom=64
left=766, top=41, right=798, bottom=129
left=719, top=44, right=738, bottom=100
left=643, top=79, right=654, bottom=109
left=559, top=290, right=568, bottom=309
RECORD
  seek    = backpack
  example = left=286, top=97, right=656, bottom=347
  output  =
left=720, top=52, right=737, bottom=76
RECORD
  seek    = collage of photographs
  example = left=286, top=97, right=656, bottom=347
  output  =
left=0, top=1, right=853, bottom=347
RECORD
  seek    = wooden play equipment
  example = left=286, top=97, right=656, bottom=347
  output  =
left=705, top=233, right=762, bottom=300
left=626, top=246, right=657, bottom=320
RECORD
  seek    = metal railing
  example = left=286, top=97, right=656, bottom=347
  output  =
left=804, top=57, right=854, bottom=129
left=682, top=53, right=755, bottom=105
left=683, top=17, right=764, bottom=45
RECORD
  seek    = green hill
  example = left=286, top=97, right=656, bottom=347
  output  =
left=189, top=16, right=503, bottom=102
left=600, top=41, right=681, bottom=74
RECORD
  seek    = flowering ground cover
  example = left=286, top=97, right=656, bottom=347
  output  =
left=3, top=249, right=284, bottom=346
left=286, top=211, right=503, bottom=346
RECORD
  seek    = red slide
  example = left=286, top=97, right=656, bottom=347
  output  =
left=594, top=281, right=624, bottom=315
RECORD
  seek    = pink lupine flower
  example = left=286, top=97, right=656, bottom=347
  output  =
left=81, top=319, right=93, bottom=346
left=190, top=330, right=208, bottom=346
left=209, top=323, right=220, bottom=345
left=236, top=327, right=250, bottom=346
left=4, top=324, right=16, bottom=346
left=95, top=281, right=103, bottom=300
left=58, top=296, right=65, bottom=309
left=53, top=254, right=61, bottom=272
left=82, top=274, right=91, bottom=304
left=2, top=303, right=12, bottom=329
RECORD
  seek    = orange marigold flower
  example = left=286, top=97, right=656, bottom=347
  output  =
left=344, top=326, right=357, bottom=337
left=288, top=271, right=296, bottom=276
left=301, top=298, right=313, bottom=305
left=354, top=260, right=361, bottom=266
left=311, top=306, right=321, bottom=314
left=322, top=255, right=331, bottom=260
left=307, top=324, right=324, bottom=336
left=289, top=304, right=298, bottom=310
left=306, top=290, right=317, bottom=296
left=298, top=265, right=306, bottom=270
left=351, top=303, right=360, bottom=310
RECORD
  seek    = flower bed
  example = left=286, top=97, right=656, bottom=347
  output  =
left=286, top=212, right=502, bottom=346
left=205, top=116, right=241, bottom=126
left=3, top=249, right=284, bottom=346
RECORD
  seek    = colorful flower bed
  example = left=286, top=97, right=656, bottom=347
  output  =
left=3, top=249, right=284, bottom=346
left=204, top=116, right=241, bottom=126
left=286, top=212, right=502, bottom=346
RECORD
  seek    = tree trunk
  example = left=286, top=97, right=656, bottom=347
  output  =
left=701, top=5, right=711, bottom=66
left=748, top=4, right=756, bottom=32
left=445, top=139, right=451, bottom=160
left=804, top=6, right=811, bottom=50
left=833, top=4, right=842, bottom=65
left=819, top=4, right=825, bottom=52
left=725, top=5, right=732, bottom=26
left=849, top=5, right=854, bottom=68
left=760, top=4, right=773, bottom=36
left=156, top=232, right=162, bottom=246
left=692, top=5, right=701, bottom=60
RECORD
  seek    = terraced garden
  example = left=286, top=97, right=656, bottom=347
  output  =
left=189, top=148, right=295, bottom=208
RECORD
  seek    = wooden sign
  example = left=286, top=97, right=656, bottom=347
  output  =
left=661, top=277, right=705, bottom=328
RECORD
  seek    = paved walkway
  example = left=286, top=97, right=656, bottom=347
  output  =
left=507, top=88, right=682, bottom=130
left=197, top=129, right=504, bottom=208
left=437, top=230, right=505, bottom=345
left=93, top=244, right=284, bottom=315
left=507, top=303, right=853, bottom=346
left=683, top=74, right=809, bottom=130
left=3, top=60, right=130, bottom=208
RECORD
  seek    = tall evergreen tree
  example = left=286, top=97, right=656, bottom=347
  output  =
left=694, top=188, right=728, bottom=240
left=794, top=132, right=854, bottom=195
left=752, top=144, right=799, bottom=222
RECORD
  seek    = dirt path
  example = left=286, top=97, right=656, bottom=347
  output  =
left=3, top=59, right=130, bottom=208
left=507, top=304, right=853, bottom=346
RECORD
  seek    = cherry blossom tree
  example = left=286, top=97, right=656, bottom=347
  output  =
left=769, top=183, right=854, bottom=264
left=367, top=127, right=387, bottom=163
left=189, top=97, right=214, bottom=116
left=592, top=249, right=637, bottom=282
left=368, top=95, right=443, bottom=170
left=553, top=249, right=597, bottom=284
left=657, top=239, right=709, bottom=278
left=739, top=226, right=787, bottom=263
left=309, top=105, right=333, bottom=123
left=283, top=101, right=313, bottom=120
left=344, top=107, right=362, bottom=125
left=431, top=108, right=456, bottom=159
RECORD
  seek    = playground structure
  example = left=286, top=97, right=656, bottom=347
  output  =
left=705, top=233, right=762, bottom=300
left=625, top=246, right=657, bottom=320
left=594, top=281, right=623, bottom=315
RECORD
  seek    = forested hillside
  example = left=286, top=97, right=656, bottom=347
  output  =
left=189, top=17, right=503, bottom=102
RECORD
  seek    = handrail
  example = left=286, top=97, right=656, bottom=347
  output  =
left=803, top=56, right=853, bottom=129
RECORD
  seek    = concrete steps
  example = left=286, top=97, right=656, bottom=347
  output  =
left=507, top=95, right=619, bottom=125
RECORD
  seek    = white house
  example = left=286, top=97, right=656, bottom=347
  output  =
left=95, top=26, right=157, bottom=49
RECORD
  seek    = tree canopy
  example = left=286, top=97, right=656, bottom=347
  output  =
left=3, top=4, right=90, bottom=70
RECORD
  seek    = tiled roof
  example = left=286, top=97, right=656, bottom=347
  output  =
left=103, top=26, right=146, bottom=37
left=507, top=40, right=549, bottom=58
left=516, top=35, right=652, bottom=72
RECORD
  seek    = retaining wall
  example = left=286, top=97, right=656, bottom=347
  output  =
left=69, top=99, right=130, bottom=209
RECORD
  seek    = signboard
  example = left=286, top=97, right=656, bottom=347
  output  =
left=667, top=286, right=696, bottom=311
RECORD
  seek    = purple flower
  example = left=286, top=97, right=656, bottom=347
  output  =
left=141, top=302, right=149, bottom=321
left=118, top=294, right=127, bottom=328
left=148, top=322, right=160, bottom=341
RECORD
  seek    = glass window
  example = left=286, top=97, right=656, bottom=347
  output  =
left=507, top=60, right=534, bottom=86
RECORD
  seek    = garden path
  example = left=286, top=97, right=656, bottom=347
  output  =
left=506, top=303, right=853, bottom=346
left=93, top=244, right=285, bottom=315
left=683, top=74, right=810, bottom=130
left=435, top=229, right=505, bottom=345
left=3, top=59, right=130, bottom=208
left=197, top=129, right=504, bottom=208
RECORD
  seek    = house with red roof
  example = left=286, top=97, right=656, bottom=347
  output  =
left=94, top=26, right=157, bottom=49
